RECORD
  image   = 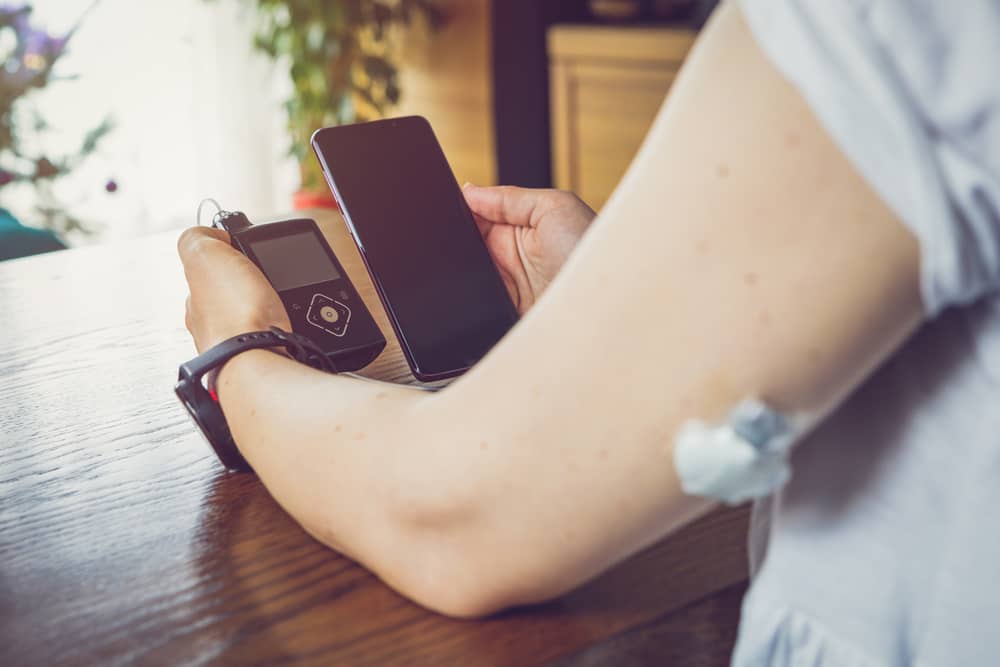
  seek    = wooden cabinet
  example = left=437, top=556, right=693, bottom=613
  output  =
left=549, top=26, right=696, bottom=210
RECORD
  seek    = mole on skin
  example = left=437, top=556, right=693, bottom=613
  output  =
left=744, top=272, right=759, bottom=286
left=717, top=163, right=730, bottom=178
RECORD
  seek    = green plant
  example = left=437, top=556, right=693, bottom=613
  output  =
left=239, top=0, right=445, bottom=192
left=0, top=3, right=113, bottom=236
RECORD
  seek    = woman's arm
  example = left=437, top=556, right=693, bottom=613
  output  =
left=179, top=1, right=922, bottom=617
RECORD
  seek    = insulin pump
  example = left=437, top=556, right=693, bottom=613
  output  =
left=175, top=203, right=386, bottom=471
left=211, top=207, right=386, bottom=371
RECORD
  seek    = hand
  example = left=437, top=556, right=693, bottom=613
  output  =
left=463, top=185, right=596, bottom=314
left=177, top=226, right=291, bottom=353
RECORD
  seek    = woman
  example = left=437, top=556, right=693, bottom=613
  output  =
left=178, top=1, right=1000, bottom=664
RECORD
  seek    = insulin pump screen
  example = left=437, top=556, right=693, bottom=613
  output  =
left=315, top=118, right=516, bottom=376
left=250, top=232, right=341, bottom=291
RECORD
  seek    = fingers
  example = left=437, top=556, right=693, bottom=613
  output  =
left=462, top=184, right=541, bottom=228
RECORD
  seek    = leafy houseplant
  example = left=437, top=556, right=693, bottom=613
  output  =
left=0, top=3, right=113, bottom=236
left=238, top=0, right=445, bottom=204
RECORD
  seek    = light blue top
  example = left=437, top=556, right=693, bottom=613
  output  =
left=733, top=1, right=1000, bottom=665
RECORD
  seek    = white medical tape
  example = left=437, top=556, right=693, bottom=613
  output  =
left=673, top=398, right=807, bottom=505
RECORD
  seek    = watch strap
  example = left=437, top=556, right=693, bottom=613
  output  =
left=178, top=327, right=334, bottom=383
left=175, top=327, right=336, bottom=472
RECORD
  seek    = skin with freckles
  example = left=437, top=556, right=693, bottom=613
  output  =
left=178, top=1, right=923, bottom=617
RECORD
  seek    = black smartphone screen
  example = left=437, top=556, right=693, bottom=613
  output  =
left=311, top=116, right=518, bottom=380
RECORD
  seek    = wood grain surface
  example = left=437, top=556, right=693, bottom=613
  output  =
left=0, top=211, right=749, bottom=665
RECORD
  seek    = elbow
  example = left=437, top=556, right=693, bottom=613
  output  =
left=367, top=421, right=568, bottom=618
left=390, top=537, right=553, bottom=620
left=383, top=519, right=574, bottom=619
left=404, top=566, right=513, bottom=620
left=378, top=473, right=557, bottom=619
left=380, top=499, right=514, bottom=618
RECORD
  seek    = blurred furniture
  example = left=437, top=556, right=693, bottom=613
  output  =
left=549, top=25, right=696, bottom=210
left=0, top=212, right=749, bottom=665
left=396, top=2, right=709, bottom=197
left=0, top=208, right=64, bottom=262
left=589, top=0, right=644, bottom=21
left=396, top=0, right=496, bottom=186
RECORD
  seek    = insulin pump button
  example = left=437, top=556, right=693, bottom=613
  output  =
left=307, top=294, right=351, bottom=337
left=320, top=305, right=340, bottom=323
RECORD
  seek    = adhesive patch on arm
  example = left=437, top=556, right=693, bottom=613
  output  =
left=673, top=399, right=804, bottom=505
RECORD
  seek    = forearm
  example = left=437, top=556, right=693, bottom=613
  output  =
left=215, top=351, right=542, bottom=616
left=215, top=350, right=429, bottom=561
left=213, top=348, right=635, bottom=617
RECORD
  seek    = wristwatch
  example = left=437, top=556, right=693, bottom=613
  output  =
left=175, top=327, right=336, bottom=471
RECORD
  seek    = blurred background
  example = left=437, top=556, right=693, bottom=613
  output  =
left=1, top=0, right=716, bottom=260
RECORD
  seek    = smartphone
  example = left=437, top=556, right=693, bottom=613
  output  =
left=311, top=116, right=518, bottom=381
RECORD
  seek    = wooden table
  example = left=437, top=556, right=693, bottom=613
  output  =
left=0, top=211, right=750, bottom=665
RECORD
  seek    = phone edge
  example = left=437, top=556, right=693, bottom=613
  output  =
left=309, top=121, right=516, bottom=382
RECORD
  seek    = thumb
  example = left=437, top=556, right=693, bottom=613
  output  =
left=177, top=226, right=232, bottom=266
left=462, top=183, right=539, bottom=228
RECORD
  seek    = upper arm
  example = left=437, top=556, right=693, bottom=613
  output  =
left=399, top=1, right=923, bottom=612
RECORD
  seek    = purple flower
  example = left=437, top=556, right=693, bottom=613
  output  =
left=1, top=5, right=70, bottom=70
left=3, top=6, right=31, bottom=37
left=0, top=6, right=72, bottom=92
left=104, top=179, right=117, bottom=193
left=22, top=26, right=68, bottom=62
left=0, top=4, right=29, bottom=20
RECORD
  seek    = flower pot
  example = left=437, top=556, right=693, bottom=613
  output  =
left=293, top=190, right=339, bottom=211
